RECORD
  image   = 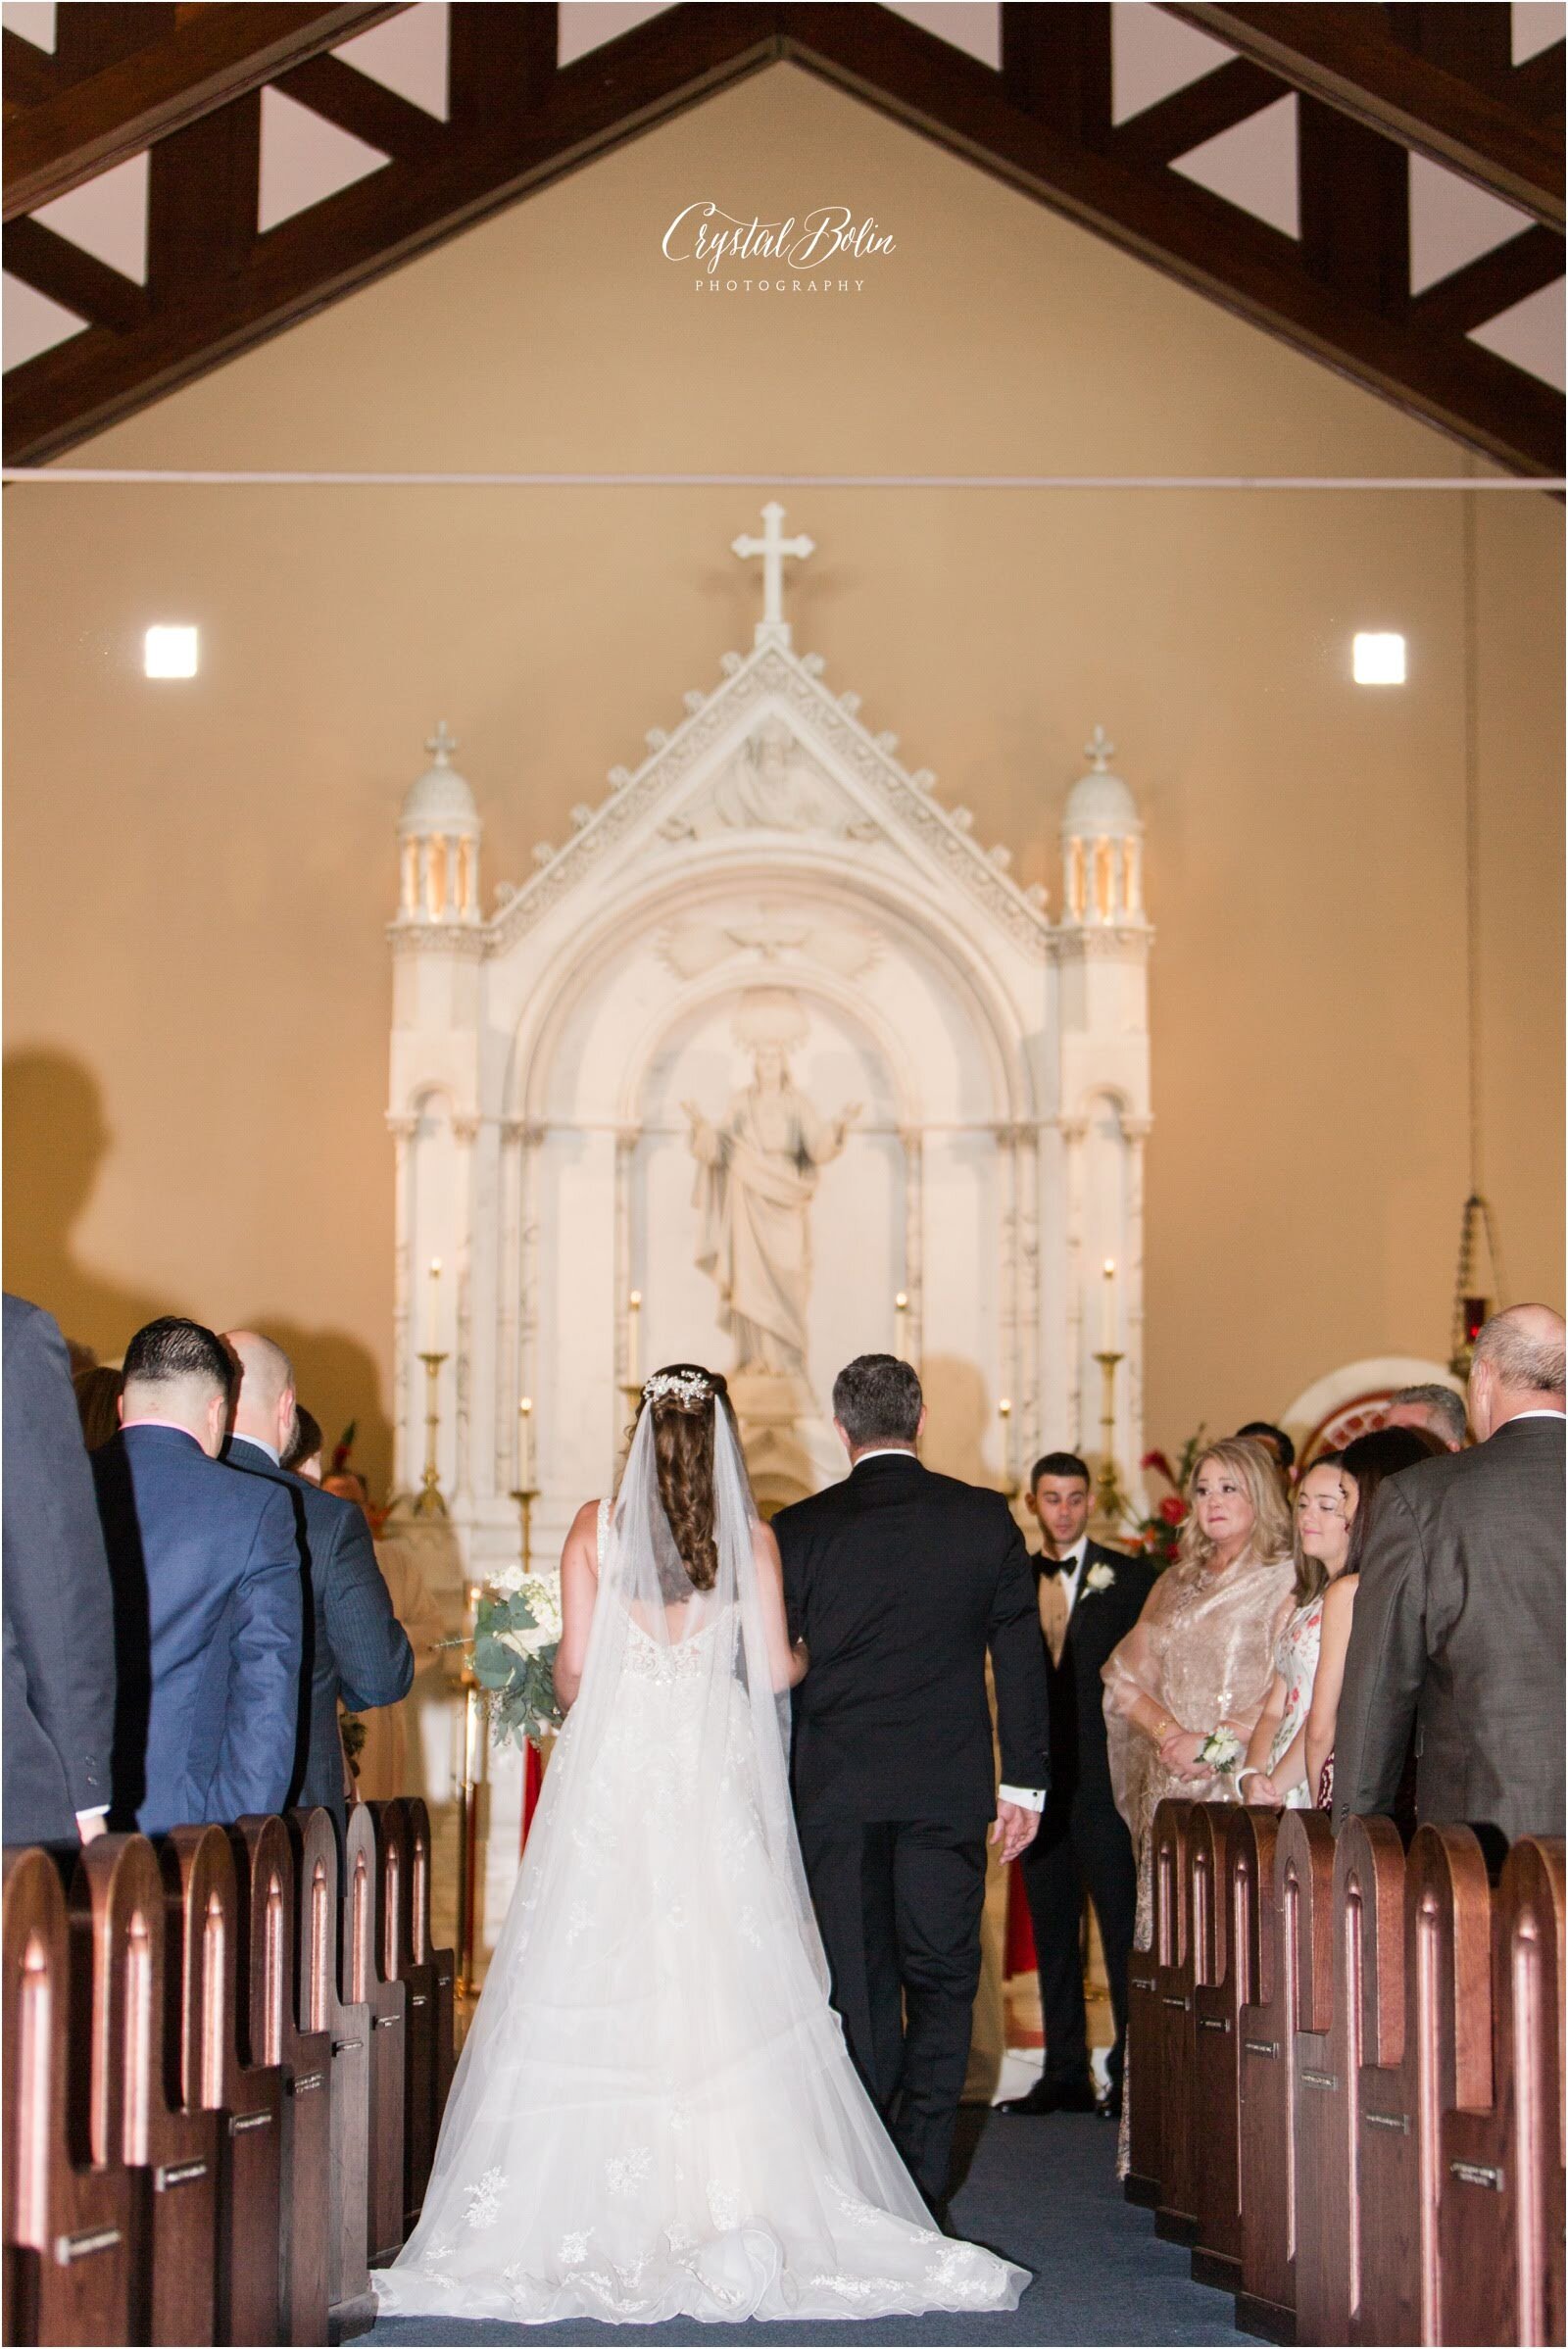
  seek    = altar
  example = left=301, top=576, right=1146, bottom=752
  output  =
left=385, top=509, right=1152, bottom=1951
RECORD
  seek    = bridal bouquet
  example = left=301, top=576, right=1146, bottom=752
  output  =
left=467, top=1569, right=564, bottom=1749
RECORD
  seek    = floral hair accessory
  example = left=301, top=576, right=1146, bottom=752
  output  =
left=642, top=1369, right=711, bottom=1408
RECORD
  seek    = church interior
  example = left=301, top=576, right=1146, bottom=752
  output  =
left=2, top=4, right=1563, bottom=2344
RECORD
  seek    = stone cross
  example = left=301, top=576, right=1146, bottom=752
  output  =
left=426, top=719, right=459, bottom=763
left=1084, top=724, right=1116, bottom=771
left=732, top=503, right=814, bottom=648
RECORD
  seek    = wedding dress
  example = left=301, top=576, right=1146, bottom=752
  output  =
left=372, top=1399, right=1028, bottom=2325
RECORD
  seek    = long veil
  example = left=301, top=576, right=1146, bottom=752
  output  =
left=377, top=1390, right=1028, bottom=2324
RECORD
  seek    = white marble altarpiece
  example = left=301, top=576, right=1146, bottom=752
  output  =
left=386, top=508, right=1152, bottom=1950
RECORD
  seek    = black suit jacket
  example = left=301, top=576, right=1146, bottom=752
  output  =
left=1039, top=1539, right=1157, bottom=1823
left=774, top=1453, right=1051, bottom=1826
left=1, top=1295, right=118, bottom=1844
left=223, top=1438, right=414, bottom=1826
left=1333, top=1414, right=1565, bottom=1847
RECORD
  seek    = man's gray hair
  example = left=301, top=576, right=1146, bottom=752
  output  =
left=1474, top=1308, right=1567, bottom=1397
left=1387, top=1384, right=1468, bottom=1447
left=833, top=1354, right=923, bottom=1448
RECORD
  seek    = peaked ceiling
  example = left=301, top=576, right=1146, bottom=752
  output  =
left=2, top=1, right=1563, bottom=473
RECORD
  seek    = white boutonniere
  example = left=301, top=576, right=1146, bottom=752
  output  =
left=1085, top=1559, right=1116, bottom=1592
left=1198, top=1725, right=1244, bottom=1776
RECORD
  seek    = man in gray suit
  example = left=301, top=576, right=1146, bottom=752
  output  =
left=1334, top=1304, right=1565, bottom=1849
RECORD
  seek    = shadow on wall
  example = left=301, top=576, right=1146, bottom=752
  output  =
left=2, top=1048, right=172, bottom=1358
left=3, top=1048, right=395, bottom=1497
left=920, top=1352, right=1008, bottom=1493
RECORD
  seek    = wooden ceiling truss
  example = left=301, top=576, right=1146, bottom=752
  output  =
left=2, top=2, right=1562, bottom=473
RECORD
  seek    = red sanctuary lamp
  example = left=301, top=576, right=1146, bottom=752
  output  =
left=1448, top=1195, right=1504, bottom=1380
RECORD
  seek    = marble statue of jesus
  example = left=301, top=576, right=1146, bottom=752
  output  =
left=684, top=1043, right=859, bottom=1377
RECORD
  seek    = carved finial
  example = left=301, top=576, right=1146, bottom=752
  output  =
left=731, top=502, right=814, bottom=649
left=425, top=719, right=458, bottom=763
left=1084, top=724, right=1116, bottom=771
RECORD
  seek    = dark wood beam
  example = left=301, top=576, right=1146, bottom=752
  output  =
left=146, top=90, right=263, bottom=292
left=273, top=50, right=446, bottom=165
left=780, top=3, right=1560, bottom=470
left=4, top=4, right=406, bottom=220
left=2, top=27, right=66, bottom=111
left=1413, top=223, right=1565, bottom=338
left=1508, top=45, right=1566, bottom=126
left=1111, top=54, right=1283, bottom=171
left=1298, top=96, right=1409, bottom=318
left=1000, top=5, right=1111, bottom=149
left=2, top=215, right=149, bottom=334
left=3, top=4, right=1559, bottom=477
left=1166, top=5, right=1564, bottom=227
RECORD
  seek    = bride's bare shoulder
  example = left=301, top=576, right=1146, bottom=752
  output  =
left=564, top=1498, right=604, bottom=1554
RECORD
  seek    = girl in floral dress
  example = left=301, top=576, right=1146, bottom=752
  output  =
left=1240, top=1453, right=1351, bottom=1807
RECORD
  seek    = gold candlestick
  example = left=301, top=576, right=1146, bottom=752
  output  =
left=1093, top=1348, right=1124, bottom=1524
left=414, top=1349, right=449, bottom=1517
left=509, top=1487, right=540, bottom=1574
left=998, top=1396, right=1017, bottom=1499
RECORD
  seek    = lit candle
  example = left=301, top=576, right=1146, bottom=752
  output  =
left=1100, top=1257, right=1117, bottom=1352
left=895, top=1291, right=909, bottom=1359
left=517, top=1396, right=533, bottom=1491
left=426, top=1255, right=442, bottom=1351
left=627, top=1290, right=642, bottom=1389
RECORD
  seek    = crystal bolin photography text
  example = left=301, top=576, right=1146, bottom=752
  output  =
left=663, top=201, right=895, bottom=294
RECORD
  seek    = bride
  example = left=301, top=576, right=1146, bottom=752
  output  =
left=372, top=1364, right=1028, bottom=2325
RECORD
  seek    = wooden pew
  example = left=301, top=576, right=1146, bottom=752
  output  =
left=1336, top=1823, right=1493, bottom=2347
left=232, top=1819, right=332, bottom=2347
left=368, top=1802, right=437, bottom=2234
left=1124, top=1798, right=1193, bottom=2210
left=73, top=1834, right=220, bottom=2345
left=1441, top=1835, right=1566, bottom=2348
left=404, top=1799, right=456, bottom=2146
left=2, top=1847, right=132, bottom=2347
left=1190, top=1805, right=1277, bottom=2294
left=161, top=1825, right=284, bottom=2346
left=1150, top=1799, right=1200, bottom=2244
left=1238, top=1807, right=1334, bottom=2344
left=341, top=1803, right=407, bottom=2267
left=287, top=1809, right=373, bottom=2340
left=1292, top=1810, right=1396, bottom=2346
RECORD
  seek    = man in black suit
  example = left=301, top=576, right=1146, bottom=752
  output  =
left=2, top=1294, right=118, bottom=1847
left=773, top=1354, right=1050, bottom=2217
left=1335, top=1304, right=1565, bottom=1849
left=221, top=1331, right=414, bottom=1832
left=997, top=1451, right=1155, bottom=2121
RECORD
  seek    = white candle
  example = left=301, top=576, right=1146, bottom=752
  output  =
left=426, top=1255, right=442, bottom=1351
left=1100, top=1257, right=1117, bottom=1352
left=895, top=1291, right=908, bottom=1359
left=517, top=1396, right=533, bottom=1491
left=627, top=1291, right=642, bottom=1389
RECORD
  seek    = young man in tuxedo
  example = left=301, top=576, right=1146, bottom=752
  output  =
left=773, top=1355, right=1050, bottom=2220
left=997, top=1451, right=1155, bottom=2121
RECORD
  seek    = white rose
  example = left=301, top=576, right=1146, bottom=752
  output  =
left=1085, top=1560, right=1116, bottom=1591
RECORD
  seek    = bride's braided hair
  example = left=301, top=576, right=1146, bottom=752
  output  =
left=638, top=1363, right=734, bottom=1591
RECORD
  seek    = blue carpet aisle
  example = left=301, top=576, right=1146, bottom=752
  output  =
left=367, top=2111, right=1258, bottom=2348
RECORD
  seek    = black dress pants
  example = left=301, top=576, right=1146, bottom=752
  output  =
left=1018, top=1793, right=1138, bottom=2095
left=796, top=1812, right=988, bottom=2209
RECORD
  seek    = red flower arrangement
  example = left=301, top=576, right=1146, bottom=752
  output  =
left=1099, top=1431, right=1206, bottom=1567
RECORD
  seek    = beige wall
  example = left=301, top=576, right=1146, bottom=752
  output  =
left=5, top=66, right=1561, bottom=1490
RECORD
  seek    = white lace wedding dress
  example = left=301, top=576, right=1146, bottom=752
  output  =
left=372, top=1403, right=1028, bottom=2326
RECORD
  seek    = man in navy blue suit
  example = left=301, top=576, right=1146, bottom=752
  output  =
left=91, top=1317, right=302, bottom=1834
left=221, top=1329, right=413, bottom=1830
